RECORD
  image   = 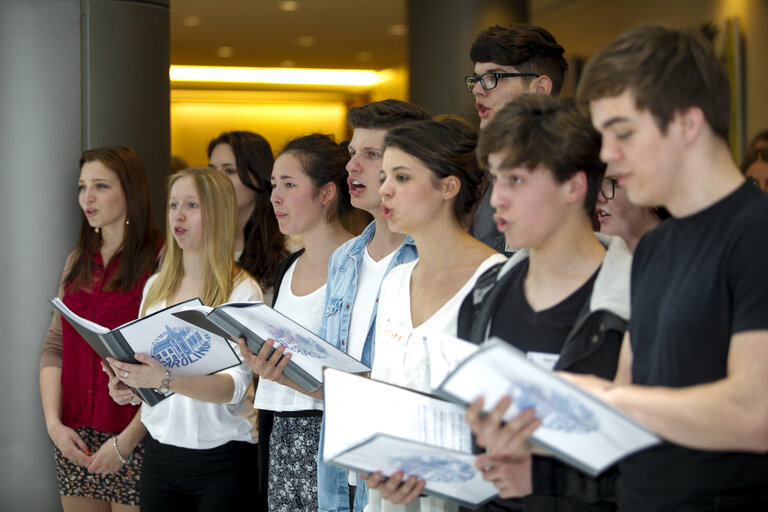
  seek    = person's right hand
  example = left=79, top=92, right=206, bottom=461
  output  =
left=102, top=361, right=139, bottom=406
left=47, top=422, right=92, bottom=467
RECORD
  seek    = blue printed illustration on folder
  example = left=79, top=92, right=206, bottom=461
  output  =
left=509, top=380, right=598, bottom=433
left=269, top=326, right=329, bottom=359
left=393, top=455, right=475, bottom=483
left=152, top=325, right=211, bottom=368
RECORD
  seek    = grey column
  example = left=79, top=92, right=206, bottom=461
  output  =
left=408, top=0, right=527, bottom=124
left=0, top=0, right=168, bottom=508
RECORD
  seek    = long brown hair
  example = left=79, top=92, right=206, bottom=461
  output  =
left=66, top=146, right=162, bottom=292
left=207, top=131, right=287, bottom=289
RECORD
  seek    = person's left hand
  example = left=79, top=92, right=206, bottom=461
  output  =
left=475, top=452, right=533, bottom=498
left=237, top=337, right=291, bottom=383
left=86, top=436, right=125, bottom=475
left=466, top=396, right=540, bottom=455
left=107, top=354, right=165, bottom=390
left=361, top=471, right=425, bottom=505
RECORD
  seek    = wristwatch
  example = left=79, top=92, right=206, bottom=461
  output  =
left=156, top=368, right=174, bottom=394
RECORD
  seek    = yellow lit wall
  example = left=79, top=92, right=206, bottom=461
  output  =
left=170, top=68, right=409, bottom=167
left=171, top=90, right=353, bottom=166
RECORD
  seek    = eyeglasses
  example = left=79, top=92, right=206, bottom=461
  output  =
left=600, top=177, right=619, bottom=199
left=465, top=72, right=541, bottom=92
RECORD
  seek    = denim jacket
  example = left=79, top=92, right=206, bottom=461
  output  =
left=318, top=221, right=418, bottom=512
left=318, top=221, right=418, bottom=366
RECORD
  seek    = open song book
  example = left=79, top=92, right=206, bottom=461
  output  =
left=50, top=297, right=242, bottom=406
left=433, top=337, right=662, bottom=477
left=172, top=301, right=371, bottom=392
left=322, top=368, right=498, bottom=509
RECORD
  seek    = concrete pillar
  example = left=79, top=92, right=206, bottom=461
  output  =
left=408, top=0, right=527, bottom=124
left=0, top=0, right=168, bottom=508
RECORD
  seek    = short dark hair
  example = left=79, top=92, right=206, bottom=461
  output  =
left=477, top=94, right=605, bottom=215
left=470, top=24, right=568, bottom=96
left=279, top=134, right=352, bottom=222
left=576, top=25, right=731, bottom=141
left=347, top=99, right=431, bottom=130
left=384, top=118, right=482, bottom=226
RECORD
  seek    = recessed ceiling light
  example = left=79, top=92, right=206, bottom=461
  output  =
left=279, top=1, right=299, bottom=12
left=296, top=36, right=316, bottom=48
left=217, top=46, right=233, bottom=58
left=170, top=65, right=381, bottom=87
left=387, top=24, right=408, bottom=36
left=357, top=51, right=372, bottom=63
left=281, top=60, right=296, bottom=68
left=182, top=16, right=202, bottom=28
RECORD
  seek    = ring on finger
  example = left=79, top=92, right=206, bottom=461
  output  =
left=72, top=456, right=78, bottom=465
left=122, top=370, right=129, bottom=378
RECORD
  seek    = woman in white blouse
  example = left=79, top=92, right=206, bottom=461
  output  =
left=107, top=167, right=263, bottom=511
left=239, top=133, right=353, bottom=511
left=365, top=118, right=507, bottom=511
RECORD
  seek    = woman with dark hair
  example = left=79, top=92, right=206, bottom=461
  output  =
left=208, top=131, right=288, bottom=303
left=40, top=146, right=163, bottom=512
left=240, top=133, right=353, bottom=511
left=364, top=119, right=507, bottom=511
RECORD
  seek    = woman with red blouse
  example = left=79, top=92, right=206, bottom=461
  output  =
left=40, top=146, right=162, bottom=512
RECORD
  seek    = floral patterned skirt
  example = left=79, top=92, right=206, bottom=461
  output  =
left=268, top=412, right=322, bottom=511
left=54, top=425, right=143, bottom=506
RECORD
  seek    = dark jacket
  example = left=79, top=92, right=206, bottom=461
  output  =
left=457, top=234, right=632, bottom=511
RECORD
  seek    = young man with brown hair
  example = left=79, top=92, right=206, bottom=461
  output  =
left=573, top=25, right=768, bottom=510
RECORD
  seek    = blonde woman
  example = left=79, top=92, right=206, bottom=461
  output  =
left=107, top=167, right=263, bottom=511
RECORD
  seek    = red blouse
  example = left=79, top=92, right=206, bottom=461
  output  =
left=59, top=252, right=152, bottom=433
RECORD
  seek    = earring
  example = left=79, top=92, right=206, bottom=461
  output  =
left=126, top=219, right=130, bottom=225
left=94, top=227, right=100, bottom=234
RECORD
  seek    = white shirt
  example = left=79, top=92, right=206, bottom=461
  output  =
left=367, top=254, right=505, bottom=512
left=347, top=248, right=396, bottom=361
left=140, top=273, right=263, bottom=449
left=252, top=259, right=326, bottom=412
left=372, top=254, right=506, bottom=393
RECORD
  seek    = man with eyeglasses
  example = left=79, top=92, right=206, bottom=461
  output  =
left=467, top=24, right=568, bottom=254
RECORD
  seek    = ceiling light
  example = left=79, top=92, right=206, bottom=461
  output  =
left=217, top=46, right=233, bottom=58
left=182, top=16, right=202, bottom=28
left=281, top=60, right=296, bottom=67
left=387, top=24, right=408, bottom=36
left=357, top=51, right=372, bottom=63
left=296, top=36, right=316, bottom=48
left=170, top=65, right=381, bottom=87
left=279, top=1, right=299, bottom=11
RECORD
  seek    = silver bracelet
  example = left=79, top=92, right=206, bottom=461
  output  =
left=112, top=437, right=129, bottom=464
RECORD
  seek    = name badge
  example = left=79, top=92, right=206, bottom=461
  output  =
left=526, top=351, right=559, bottom=371
left=380, top=317, right=413, bottom=346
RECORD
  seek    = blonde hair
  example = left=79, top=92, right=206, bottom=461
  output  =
left=142, top=167, right=247, bottom=314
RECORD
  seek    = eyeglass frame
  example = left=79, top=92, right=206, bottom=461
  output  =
left=465, top=72, right=542, bottom=92
left=600, top=177, right=619, bottom=200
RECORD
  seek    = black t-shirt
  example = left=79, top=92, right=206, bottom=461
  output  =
left=490, top=258, right=598, bottom=356
left=480, top=258, right=602, bottom=512
left=619, top=182, right=768, bottom=510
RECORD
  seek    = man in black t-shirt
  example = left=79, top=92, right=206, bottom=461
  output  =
left=572, top=26, right=768, bottom=510
left=460, top=95, right=630, bottom=512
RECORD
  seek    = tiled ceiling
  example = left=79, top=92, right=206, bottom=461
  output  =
left=170, top=0, right=408, bottom=69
